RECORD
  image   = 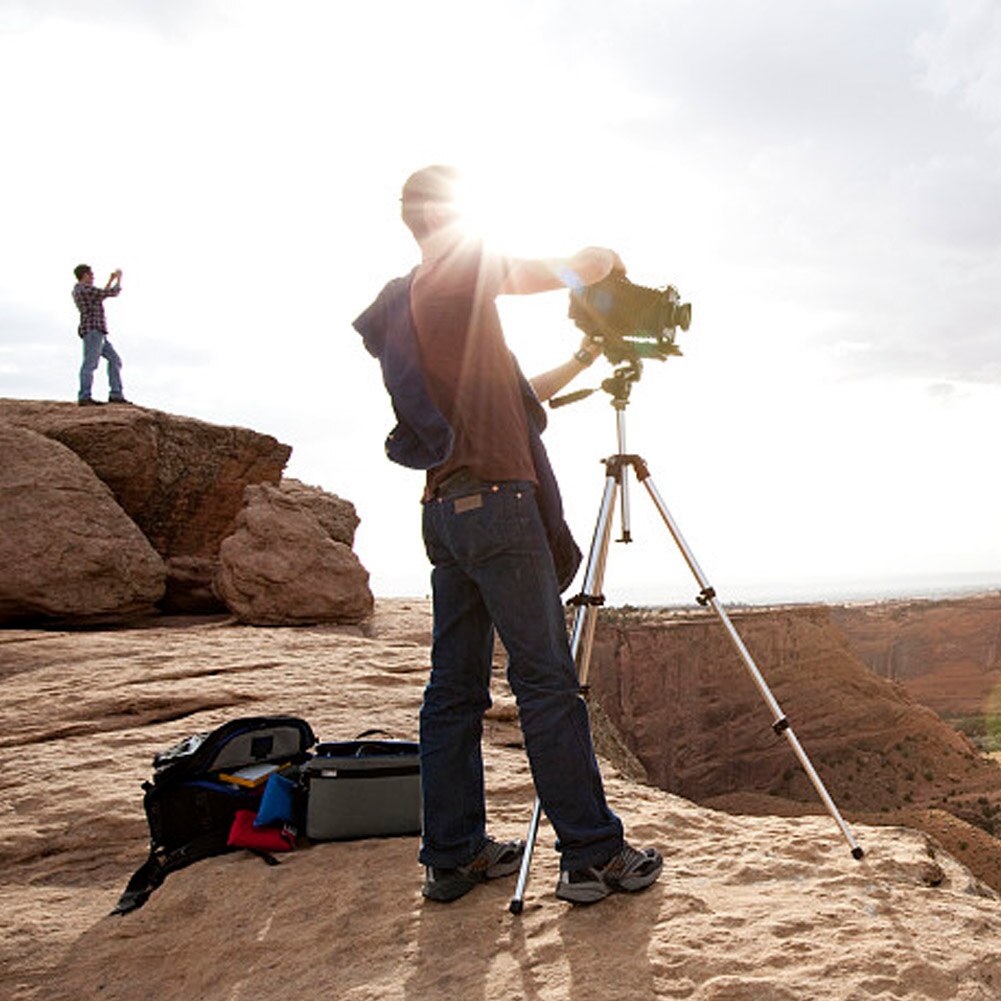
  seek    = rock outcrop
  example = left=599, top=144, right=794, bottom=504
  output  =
left=214, top=483, right=373, bottom=625
left=0, top=423, right=165, bottom=623
left=0, top=400, right=291, bottom=558
left=0, top=399, right=291, bottom=612
left=0, top=400, right=373, bottom=625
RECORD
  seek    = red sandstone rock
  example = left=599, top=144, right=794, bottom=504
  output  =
left=214, top=483, right=373, bottom=625
left=0, top=423, right=165, bottom=623
left=0, top=399, right=291, bottom=612
left=832, top=595, right=1001, bottom=717
left=279, top=478, right=360, bottom=546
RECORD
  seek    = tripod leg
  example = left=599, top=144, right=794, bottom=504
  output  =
left=508, top=798, right=543, bottom=914
left=638, top=471, right=864, bottom=860
left=615, top=408, right=633, bottom=544
left=570, top=471, right=621, bottom=685
left=509, top=471, right=621, bottom=914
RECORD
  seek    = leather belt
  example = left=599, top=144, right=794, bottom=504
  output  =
left=434, top=467, right=493, bottom=500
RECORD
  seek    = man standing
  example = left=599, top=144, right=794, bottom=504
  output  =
left=354, top=165, right=662, bottom=905
left=72, top=263, right=130, bottom=406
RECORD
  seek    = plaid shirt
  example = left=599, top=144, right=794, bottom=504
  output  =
left=72, top=282, right=121, bottom=337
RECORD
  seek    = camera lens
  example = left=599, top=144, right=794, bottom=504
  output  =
left=672, top=302, right=692, bottom=331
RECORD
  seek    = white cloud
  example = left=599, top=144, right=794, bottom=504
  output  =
left=915, top=0, right=1001, bottom=124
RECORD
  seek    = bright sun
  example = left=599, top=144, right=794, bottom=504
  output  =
left=451, top=159, right=596, bottom=260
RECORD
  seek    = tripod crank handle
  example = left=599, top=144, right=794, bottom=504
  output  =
left=549, top=388, right=596, bottom=409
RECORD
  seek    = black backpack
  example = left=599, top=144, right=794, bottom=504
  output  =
left=114, top=716, right=315, bottom=915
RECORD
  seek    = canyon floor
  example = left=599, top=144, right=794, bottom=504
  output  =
left=2, top=600, right=1000, bottom=1001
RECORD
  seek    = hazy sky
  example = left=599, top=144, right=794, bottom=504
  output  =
left=2, top=0, right=999, bottom=604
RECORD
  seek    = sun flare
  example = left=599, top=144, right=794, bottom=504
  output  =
left=451, top=160, right=596, bottom=260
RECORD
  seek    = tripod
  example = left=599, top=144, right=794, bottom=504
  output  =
left=509, top=360, right=863, bottom=914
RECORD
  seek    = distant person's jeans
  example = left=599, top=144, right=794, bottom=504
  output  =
left=420, top=481, right=623, bottom=871
left=79, top=330, right=123, bottom=401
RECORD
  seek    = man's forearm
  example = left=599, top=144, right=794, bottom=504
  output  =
left=529, top=339, right=600, bottom=402
left=499, top=247, right=624, bottom=296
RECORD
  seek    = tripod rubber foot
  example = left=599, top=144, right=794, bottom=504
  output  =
left=509, top=899, right=524, bottom=915
left=852, top=846, right=865, bottom=860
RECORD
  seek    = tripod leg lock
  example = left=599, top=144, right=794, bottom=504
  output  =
left=602, top=454, right=650, bottom=482
left=567, top=592, right=606, bottom=608
left=772, top=716, right=789, bottom=735
left=696, top=587, right=716, bottom=607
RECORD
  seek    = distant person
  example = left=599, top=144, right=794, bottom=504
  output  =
left=353, top=165, right=663, bottom=905
left=72, top=264, right=130, bottom=406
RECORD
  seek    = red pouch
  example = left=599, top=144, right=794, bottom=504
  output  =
left=227, top=809, right=295, bottom=852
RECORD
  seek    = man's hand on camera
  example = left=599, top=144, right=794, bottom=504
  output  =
left=583, top=247, right=626, bottom=280
left=573, top=335, right=601, bottom=367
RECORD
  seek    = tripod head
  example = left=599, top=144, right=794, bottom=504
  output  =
left=548, top=356, right=644, bottom=411
left=600, top=357, right=643, bottom=408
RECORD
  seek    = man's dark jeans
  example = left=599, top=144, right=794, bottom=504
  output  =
left=420, top=481, right=623, bottom=871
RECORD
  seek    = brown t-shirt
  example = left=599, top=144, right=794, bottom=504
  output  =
left=410, top=244, right=537, bottom=498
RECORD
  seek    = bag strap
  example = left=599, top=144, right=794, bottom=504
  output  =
left=112, top=836, right=282, bottom=915
left=112, top=852, right=166, bottom=915
left=112, top=829, right=232, bottom=915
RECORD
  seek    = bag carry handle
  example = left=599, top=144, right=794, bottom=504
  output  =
left=354, top=729, right=396, bottom=756
left=310, top=731, right=418, bottom=759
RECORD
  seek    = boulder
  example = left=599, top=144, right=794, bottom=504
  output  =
left=215, top=484, right=373, bottom=625
left=279, top=478, right=360, bottom=546
left=0, top=400, right=291, bottom=612
left=0, top=423, right=165, bottom=624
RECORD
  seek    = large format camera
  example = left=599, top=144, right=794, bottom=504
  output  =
left=568, top=272, right=692, bottom=365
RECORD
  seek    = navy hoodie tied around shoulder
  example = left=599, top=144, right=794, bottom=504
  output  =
left=353, top=272, right=582, bottom=591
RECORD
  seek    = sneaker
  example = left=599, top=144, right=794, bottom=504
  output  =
left=107, top=396, right=133, bottom=404
left=422, top=837, right=526, bottom=903
left=556, top=842, right=663, bottom=905
left=77, top=398, right=105, bottom=406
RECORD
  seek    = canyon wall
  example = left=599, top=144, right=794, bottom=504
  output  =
left=831, top=594, right=1001, bottom=718
left=588, top=604, right=1001, bottom=836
